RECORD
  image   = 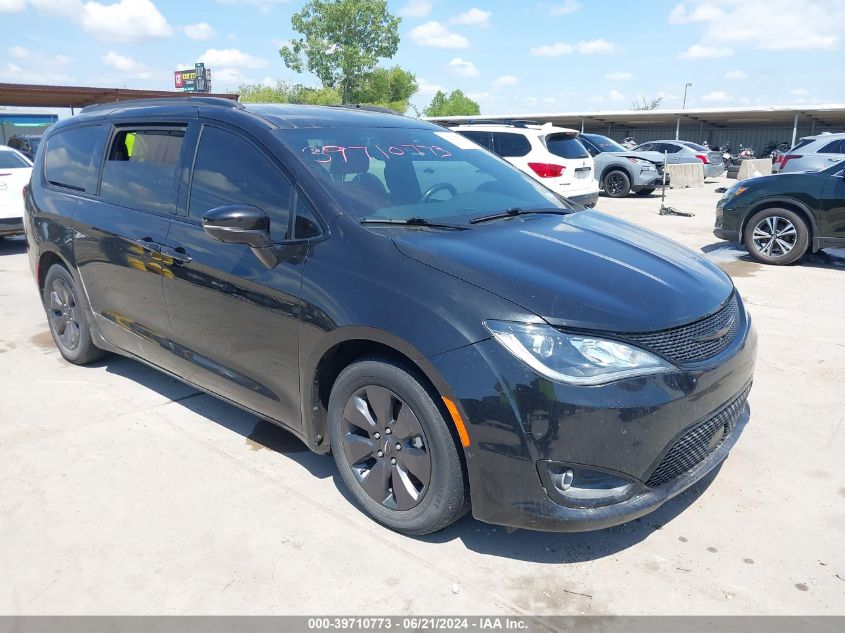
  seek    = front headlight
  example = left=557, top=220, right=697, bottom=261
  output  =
left=484, top=320, right=675, bottom=386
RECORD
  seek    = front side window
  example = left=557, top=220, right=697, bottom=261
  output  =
left=492, top=132, right=531, bottom=157
left=44, top=125, right=107, bottom=193
left=279, top=126, right=568, bottom=223
left=189, top=126, right=292, bottom=240
left=100, top=128, right=184, bottom=214
left=546, top=135, right=590, bottom=159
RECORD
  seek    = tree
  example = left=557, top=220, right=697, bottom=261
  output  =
left=422, top=90, right=481, bottom=117
left=349, top=66, right=418, bottom=113
left=631, top=96, right=663, bottom=111
left=236, top=81, right=341, bottom=105
left=280, top=0, right=401, bottom=104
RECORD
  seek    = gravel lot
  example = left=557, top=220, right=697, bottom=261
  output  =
left=1, top=176, right=843, bottom=615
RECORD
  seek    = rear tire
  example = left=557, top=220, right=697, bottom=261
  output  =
left=603, top=170, right=631, bottom=197
left=328, top=356, right=468, bottom=535
left=42, top=265, right=107, bottom=364
left=635, top=188, right=655, bottom=196
left=743, top=208, right=809, bottom=265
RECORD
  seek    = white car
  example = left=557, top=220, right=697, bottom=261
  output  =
left=0, top=145, right=32, bottom=239
left=453, top=122, right=599, bottom=207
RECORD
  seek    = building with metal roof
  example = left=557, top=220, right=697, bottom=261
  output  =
left=426, top=104, right=845, bottom=153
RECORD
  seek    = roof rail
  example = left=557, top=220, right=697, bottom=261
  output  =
left=80, top=96, right=243, bottom=114
left=454, top=119, right=541, bottom=128
left=336, top=103, right=402, bottom=116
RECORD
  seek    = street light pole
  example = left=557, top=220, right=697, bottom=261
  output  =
left=676, top=82, right=692, bottom=140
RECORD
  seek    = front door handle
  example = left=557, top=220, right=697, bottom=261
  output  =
left=134, top=237, right=161, bottom=254
left=160, top=245, right=192, bottom=265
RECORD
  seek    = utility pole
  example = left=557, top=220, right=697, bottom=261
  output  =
left=676, top=82, right=692, bottom=140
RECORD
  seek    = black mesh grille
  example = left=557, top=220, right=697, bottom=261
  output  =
left=646, top=386, right=750, bottom=488
left=624, top=295, right=740, bottom=364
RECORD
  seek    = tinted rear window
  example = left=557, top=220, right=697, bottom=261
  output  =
left=546, top=135, right=589, bottom=159
left=679, top=141, right=708, bottom=151
left=0, top=151, right=30, bottom=168
left=100, top=128, right=185, bottom=214
left=790, top=139, right=815, bottom=152
left=492, top=132, right=531, bottom=157
left=45, top=125, right=106, bottom=193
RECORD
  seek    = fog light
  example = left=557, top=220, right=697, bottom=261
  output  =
left=539, top=461, right=636, bottom=508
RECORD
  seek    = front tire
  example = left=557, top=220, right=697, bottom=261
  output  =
left=328, top=356, right=468, bottom=535
left=743, top=208, right=809, bottom=265
left=603, top=170, right=631, bottom=197
left=42, top=265, right=106, bottom=364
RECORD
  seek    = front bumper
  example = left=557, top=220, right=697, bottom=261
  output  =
left=429, top=302, right=757, bottom=532
left=0, top=217, right=24, bottom=237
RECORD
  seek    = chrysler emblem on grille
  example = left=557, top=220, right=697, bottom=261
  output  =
left=692, top=316, right=735, bottom=343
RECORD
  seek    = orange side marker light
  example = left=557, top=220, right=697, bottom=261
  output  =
left=442, top=396, right=471, bottom=448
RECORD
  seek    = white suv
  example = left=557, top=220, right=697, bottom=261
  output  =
left=453, top=122, right=599, bottom=207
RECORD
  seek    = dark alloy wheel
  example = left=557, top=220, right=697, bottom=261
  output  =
left=42, top=265, right=107, bottom=364
left=328, top=357, right=469, bottom=535
left=603, top=170, right=631, bottom=198
left=743, top=207, right=809, bottom=265
left=341, top=385, right=431, bottom=510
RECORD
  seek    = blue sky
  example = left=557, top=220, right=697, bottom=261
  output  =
left=1, top=0, right=842, bottom=115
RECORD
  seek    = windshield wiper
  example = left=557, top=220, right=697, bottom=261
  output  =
left=469, top=207, right=573, bottom=224
left=359, top=217, right=468, bottom=230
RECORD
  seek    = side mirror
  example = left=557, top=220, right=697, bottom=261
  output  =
left=202, top=205, right=278, bottom=268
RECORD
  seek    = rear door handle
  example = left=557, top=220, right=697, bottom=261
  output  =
left=160, top=245, right=192, bottom=265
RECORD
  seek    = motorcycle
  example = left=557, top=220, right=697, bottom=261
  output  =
left=621, top=137, right=637, bottom=150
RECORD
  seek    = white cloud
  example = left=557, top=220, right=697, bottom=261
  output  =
left=670, top=0, right=844, bottom=52
left=577, top=39, right=618, bottom=54
left=530, top=42, right=573, bottom=56
left=216, top=0, right=288, bottom=14
left=29, top=0, right=173, bottom=42
left=448, top=8, right=491, bottom=27
left=446, top=57, right=479, bottom=79
left=790, top=88, right=810, bottom=97
left=185, top=22, right=216, bottom=41
left=608, top=89, right=625, bottom=102
left=416, top=78, right=444, bottom=96
left=668, top=3, right=726, bottom=24
left=492, top=75, right=518, bottom=88
left=701, top=90, right=731, bottom=103
left=550, top=0, right=580, bottom=15
left=725, top=69, right=748, bottom=80
left=679, top=44, right=733, bottom=59
left=9, top=45, right=29, bottom=59
left=530, top=40, right=618, bottom=56
left=0, top=0, right=26, bottom=12
left=606, top=72, right=634, bottom=81
left=102, top=51, right=149, bottom=77
left=409, top=21, right=470, bottom=48
left=198, top=48, right=268, bottom=69
left=398, top=0, right=432, bottom=18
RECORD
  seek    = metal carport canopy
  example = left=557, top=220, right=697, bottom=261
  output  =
left=425, top=104, right=845, bottom=130
left=0, top=82, right=239, bottom=109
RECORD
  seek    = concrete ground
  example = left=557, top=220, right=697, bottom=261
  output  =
left=1, top=176, right=843, bottom=615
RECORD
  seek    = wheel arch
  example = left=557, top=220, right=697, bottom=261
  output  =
left=301, top=327, right=465, bottom=461
left=742, top=197, right=818, bottom=251
left=600, top=164, right=632, bottom=187
left=37, top=247, right=73, bottom=293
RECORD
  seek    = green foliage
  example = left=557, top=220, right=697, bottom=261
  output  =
left=236, top=81, right=341, bottom=105
left=348, top=66, right=418, bottom=113
left=280, top=0, right=401, bottom=104
left=422, top=90, right=481, bottom=117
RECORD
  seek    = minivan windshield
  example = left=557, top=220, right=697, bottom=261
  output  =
left=278, top=127, right=571, bottom=223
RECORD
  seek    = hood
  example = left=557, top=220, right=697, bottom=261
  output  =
left=392, top=211, right=734, bottom=333
left=606, top=150, right=666, bottom=165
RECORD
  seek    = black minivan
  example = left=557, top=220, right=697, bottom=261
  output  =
left=24, top=98, right=756, bottom=535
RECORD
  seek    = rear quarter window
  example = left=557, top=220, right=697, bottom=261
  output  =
left=819, top=139, right=845, bottom=154
left=491, top=132, right=531, bottom=157
left=44, top=125, right=107, bottom=193
left=546, top=135, right=589, bottom=159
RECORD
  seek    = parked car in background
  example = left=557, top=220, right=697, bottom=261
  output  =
left=453, top=122, right=599, bottom=207
left=772, top=133, right=845, bottom=174
left=6, top=135, right=42, bottom=162
left=25, top=98, right=756, bottom=535
left=715, top=159, right=845, bottom=264
left=577, top=133, right=667, bottom=198
left=0, top=145, right=33, bottom=239
left=635, top=140, right=725, bottom=179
